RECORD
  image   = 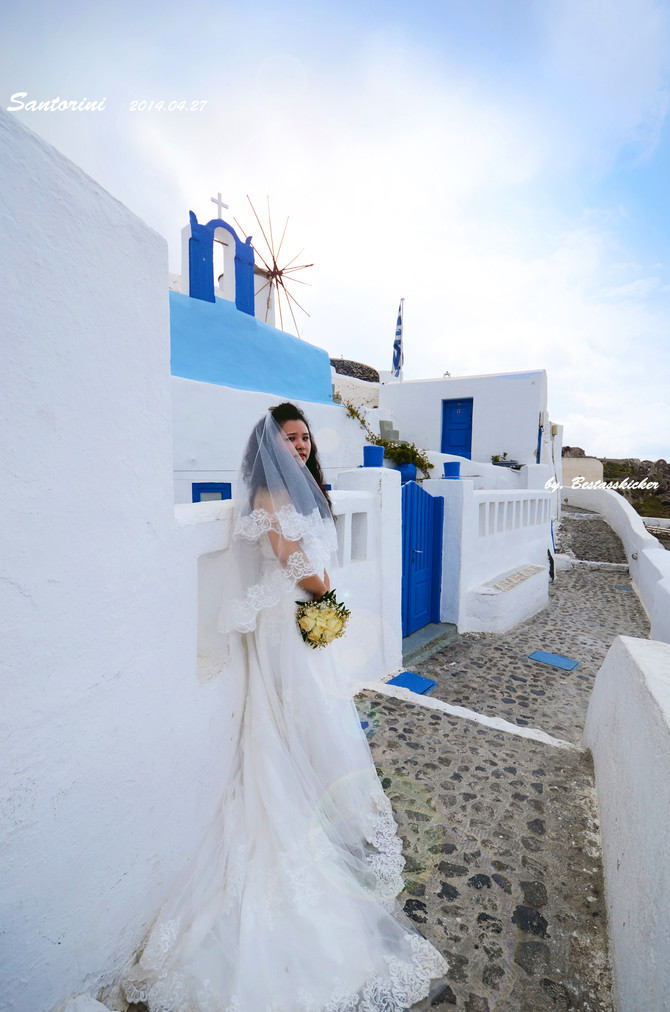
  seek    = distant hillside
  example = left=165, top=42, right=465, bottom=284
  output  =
left=562, top=448, right=670, bottom=518
left=600, top=458, right=670, bottom=518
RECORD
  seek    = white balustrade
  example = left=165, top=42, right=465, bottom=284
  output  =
left=423, top=480, right=554, bottom=632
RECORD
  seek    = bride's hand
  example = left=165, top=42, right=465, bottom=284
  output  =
left=323, top=570, right=331, bottom=593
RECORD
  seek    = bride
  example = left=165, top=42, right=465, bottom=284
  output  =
left=119, top=404, right=448, bottom=1011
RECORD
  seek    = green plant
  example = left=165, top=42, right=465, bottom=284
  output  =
left=491, top=452, right=509, bottom=463
left=383, top=441, right=416, bottom=466
left=341, top=400, right=434, bottom=477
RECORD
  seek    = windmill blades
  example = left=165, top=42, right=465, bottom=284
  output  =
left=266, top=195, right=275, bottom=255
left=280, top=278, right=311, bottom=319
left=278, top=278, right=301, bottom=337
left=235, top=214, right=274, bottom=275
left=233, top=217, right=250, bottom=240
left=247, top=195, right=274, bottom=260
left=275, top=278, right=285, bottom=332
left=275, top=216, right=290, bottom=264
left=280, top=248, right=305, bottom=271
left=282, top=263, right=314, bottom=275
left=280, top=274, right=311, bottom=287
left=264, top=283, right=273, bottom=323
left=242, top=195, right=313, bottom=336
left=252, top=247, right=275, bottom=275
left=254, top=277, right=273, bottom=296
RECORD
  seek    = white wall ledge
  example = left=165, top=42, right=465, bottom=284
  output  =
left=584, top=636, right=670, bottom=1012
left=564, top=487, right=670, bottom=643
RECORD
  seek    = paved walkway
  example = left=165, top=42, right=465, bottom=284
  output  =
left=357, top=507, right=650, bottom=1011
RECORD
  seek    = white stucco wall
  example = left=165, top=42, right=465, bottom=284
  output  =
left=560, top=456, right=604, bottom=487
left=564, top=487, right=670, bottom=644
left=0, top=112, right=405, bottom=1012
left=332, top=371, right=380, bottom=409
left=584, top=636, right=670, bottom=1012
left=378, top=370, right=548, bottom=466
left=0, top=109, right=245, bottom=1012
left=172, top=377, right=376, bottom=503
left=333, top=467, right=403, bottom=681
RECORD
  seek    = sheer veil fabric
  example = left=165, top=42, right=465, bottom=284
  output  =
left=218, top=412, right=338, bottom=637
left=118, top=411, right=448, bottom=1011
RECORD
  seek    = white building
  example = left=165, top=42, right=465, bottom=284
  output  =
left=379, top=369, right=555, bottom=467
left=11, top=107, right=669, bottom=1012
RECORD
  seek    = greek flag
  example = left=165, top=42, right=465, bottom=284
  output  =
left=392, top=298, right=404, bottom=377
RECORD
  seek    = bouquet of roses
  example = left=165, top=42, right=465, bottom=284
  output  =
left=296, top=589, right=350, bottom=649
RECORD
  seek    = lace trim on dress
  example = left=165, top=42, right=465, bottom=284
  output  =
left=227, top=561, right=313, bottom=633
left=221, top=504, right=338, bottom=634
left=124, top=931, right=448, bottom=1012
left=296, top=935, right=448, bottom=1011
left=363, top=782, right=406, bottom=902
left=235, top=504, right=337, bottom=553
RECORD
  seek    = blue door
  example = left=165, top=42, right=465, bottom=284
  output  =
left=441, top=398, right=473, bottom=459
left=401, top=481, right=444, bottom=638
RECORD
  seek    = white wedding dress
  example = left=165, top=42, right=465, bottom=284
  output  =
left=119, top=526, right=448, bottom=1012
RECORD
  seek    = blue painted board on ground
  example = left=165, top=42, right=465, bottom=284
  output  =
left=528, top=650, right=579, bottom=671
left=387, top=671, right=437, bottom=694
left=170, top=291, right=333, bottom=403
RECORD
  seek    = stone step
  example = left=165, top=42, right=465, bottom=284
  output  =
left=378, top=419, right=400, bottom=441
left=401, top=621, right=458, bottom=668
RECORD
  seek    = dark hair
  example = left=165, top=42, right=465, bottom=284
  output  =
left=242, top=403, right=332, bottom=510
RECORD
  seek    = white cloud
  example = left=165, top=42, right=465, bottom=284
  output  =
left=6, top=0, right=669, bottom=460
left=532, top=0, right=670, bottom=163
left=598, top=277, right=664, bottom=299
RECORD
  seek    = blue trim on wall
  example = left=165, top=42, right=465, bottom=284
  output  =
left=192, top=482, right=232, bottom=502
left=431, top=495, right=444, bottom=624
left=170, top=291, right=333, bottom=404
left=187, top=211, right=255, bottom=314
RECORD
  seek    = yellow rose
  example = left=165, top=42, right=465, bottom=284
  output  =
left=299, top=616, right=316, bottom=632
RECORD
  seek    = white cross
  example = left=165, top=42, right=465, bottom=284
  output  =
left=211, top=192, right=229, bottom=218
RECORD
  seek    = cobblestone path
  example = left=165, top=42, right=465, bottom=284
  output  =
left=357, top=508, right=650, bottom=1011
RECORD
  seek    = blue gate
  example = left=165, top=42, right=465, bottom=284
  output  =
left=401, top=481, right=444, bottom=638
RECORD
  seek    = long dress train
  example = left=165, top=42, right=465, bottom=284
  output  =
left=119, top=538, right=448, bottom=1011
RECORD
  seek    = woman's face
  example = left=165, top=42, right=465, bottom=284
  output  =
left=279, top=418, right=311, bottom=465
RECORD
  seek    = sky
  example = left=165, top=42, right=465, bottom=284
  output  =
left=4, top=0, right=670, bottom=460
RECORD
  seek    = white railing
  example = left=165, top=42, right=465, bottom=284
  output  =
left=423, top=480, right=554, bottom=631
left=182, top=467, right=403, bottom=688
left=477, top=491, right=552, bottom=538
